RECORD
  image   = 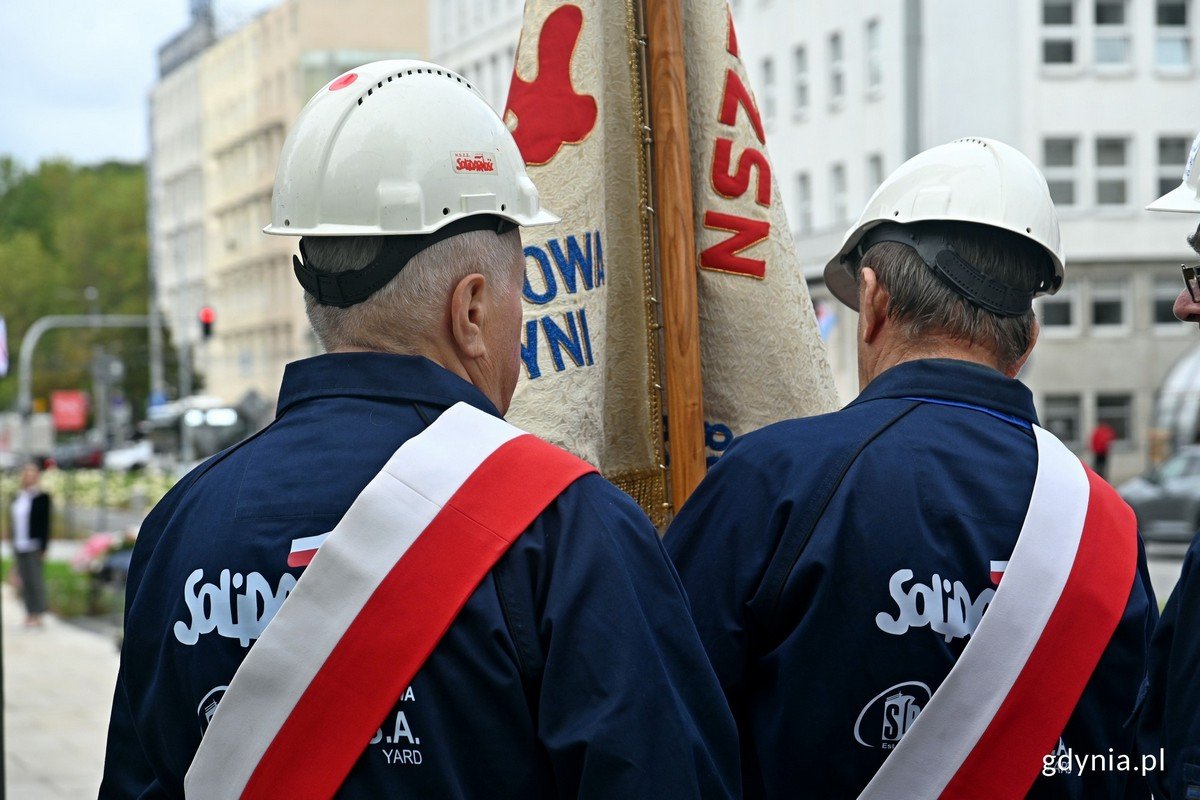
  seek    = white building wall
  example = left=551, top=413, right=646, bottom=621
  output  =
left=430, top=0, right=525, bottom=111
left=731, top=0, right=1200, bottom=481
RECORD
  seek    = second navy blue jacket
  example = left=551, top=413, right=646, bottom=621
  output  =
left=100, top=353, right=739, bottom=799
left=666, top=359, right=1157, bottom=799
left=1136, top=532, right=1200, bottom=799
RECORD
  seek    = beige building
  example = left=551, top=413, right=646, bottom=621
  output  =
left=149, top=4, right=216, bottom=398
left=151, top=0, right=427, bottom=411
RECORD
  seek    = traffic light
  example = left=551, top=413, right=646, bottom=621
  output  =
left=199, top=306, right=216, bottom=340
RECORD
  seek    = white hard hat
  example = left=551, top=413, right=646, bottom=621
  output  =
left=264, top=59, right=558, bottom=237
left=1147, top=133, right=1200, bottom=213
left=824, top=137, right=1065, bottom=312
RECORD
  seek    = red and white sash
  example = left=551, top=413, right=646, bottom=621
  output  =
left=859, top=424, right=1138, bottom=800
left=185, top=402, right=596, bottom=800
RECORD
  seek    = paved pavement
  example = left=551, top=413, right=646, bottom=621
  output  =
left=3, top=584, right=119, bottom=799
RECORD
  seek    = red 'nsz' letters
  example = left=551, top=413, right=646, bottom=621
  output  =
left=700, top=14, right=772, bottom=279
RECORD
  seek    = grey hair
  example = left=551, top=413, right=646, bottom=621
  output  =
left=858, top=223, right=1047, bottom=372
left=301, top=228, right=523, bottom=353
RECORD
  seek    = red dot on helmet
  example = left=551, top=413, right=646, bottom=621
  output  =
left=329, top=73, right=358, bottom=91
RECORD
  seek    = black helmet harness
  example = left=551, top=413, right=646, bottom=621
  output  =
left=844, top=221, right=1061, bottom=317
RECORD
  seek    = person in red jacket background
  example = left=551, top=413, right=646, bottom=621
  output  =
left=1090, top=422, right=1117, bottom=480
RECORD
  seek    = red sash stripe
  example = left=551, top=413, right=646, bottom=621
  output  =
left=940, top=466, right=1137, bottom=799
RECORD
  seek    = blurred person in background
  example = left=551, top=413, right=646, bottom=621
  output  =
left=1090, top=421, right=1117, bottom=480
left=100, top=60, right=738, bottom=800
left=1136, top=132, right=1200, bottom=800
left=667, top=138, right=1155, bottom=799
left=10, top=461, right=51, bottom=627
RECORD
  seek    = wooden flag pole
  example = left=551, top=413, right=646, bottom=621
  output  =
left=644, top=0, right=706, bottom=510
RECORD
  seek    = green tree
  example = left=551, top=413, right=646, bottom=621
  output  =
left=0, top=158, right=174, bottom=426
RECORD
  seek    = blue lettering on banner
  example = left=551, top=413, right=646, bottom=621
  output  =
left=705, top=421, right=734, bottom=467
left=520, top=231, right=606, bottom=380
left=522, top=231, right=606, bottom=305
left=521, top=310, right=597, bottom=379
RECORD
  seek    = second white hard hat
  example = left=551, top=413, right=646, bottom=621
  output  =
left=264, top=59, right=559, bottom=237
left=824, top=137, right=1065, bottom=311
left=1147, top=133, right=1200, bottom=213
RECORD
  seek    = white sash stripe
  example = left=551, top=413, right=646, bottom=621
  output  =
left=289, top=533, right=328, bottom=554
left=185, top=403, right=524, bottom=800
left=859, top=426, right=1091, bottom=799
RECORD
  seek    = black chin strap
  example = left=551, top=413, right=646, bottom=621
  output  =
left=294, top=215, right=518, bottom=308
left=848, top=222, right=1058, bottom=317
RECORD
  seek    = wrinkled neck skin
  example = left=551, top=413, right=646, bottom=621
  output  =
left=857, top=336, right=1009, bottom=391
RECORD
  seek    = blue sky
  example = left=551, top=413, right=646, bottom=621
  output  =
left=0, top=1, right=274, bottom=167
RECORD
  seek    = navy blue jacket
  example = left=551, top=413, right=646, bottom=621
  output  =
left=666, top=359, right=1156, bottom=799
left=101, top=353, right=739, bottom=799
left=1137, top=533, right=1200, bottom=799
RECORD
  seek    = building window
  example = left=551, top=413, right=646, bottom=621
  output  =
left=1090, top=278, right=1129, bottom=329
left=1159, top=136, right=1192, bottom=196
left=1097, top=393, right=1134, bottom=441
left=793, top=46, right=809, bottom=115
left=796, top=173, right=813, bottom=235
left=1096, top=137, right=1130, bottom=206
left=866, top=153, right=884, bottom=197
left=761, top=57, right=776, bottom=123
left=829, top=32, right=844, bottom=104
left=831, top=164, right=848, bottom=223
left=865, top=19, right=882, bottom=94
left=1156, top=0, right=1192, bottom=68
left=1094, top=0, right=1132, bottom=66
left=1044, top=394, right=1083, bottom=445
left=1039, top=285, right=1079, bottom=331
left=1042, top=0, right=1078, bottom=64
left=1044, top=137, right=1078, bottom=207
left=1155, top=277, right=1186, bottom=326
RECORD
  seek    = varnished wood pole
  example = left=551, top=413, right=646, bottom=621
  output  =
left=644, top=0, right=706, bottom=511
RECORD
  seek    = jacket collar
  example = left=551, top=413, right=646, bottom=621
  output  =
left=275, top=352, right=502, bottom=419
left=848, top=358, right=1039, bottom=425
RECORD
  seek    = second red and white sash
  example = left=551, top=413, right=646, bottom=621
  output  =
left=859, top=424, right=1138, bottom=800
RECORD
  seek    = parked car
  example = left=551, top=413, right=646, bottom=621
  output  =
left=104, top=440, right=154, bottom=471
left=1118, top=446, right=1200, bottom=542
left=51, top=440, right=105, bottom=470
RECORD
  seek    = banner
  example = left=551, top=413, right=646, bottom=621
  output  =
left=684, top=2, right=837, bottom=460
left=505, top=0, right=836, bottom=523
left=505, top=0, right=667, bottom=522
left=0, top=315, right=7, bottom=377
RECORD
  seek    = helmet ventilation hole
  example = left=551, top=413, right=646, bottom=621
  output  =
left=442, top=207, right=450, bottom=215
left=284, top=219, right=290, bottom=226
left=500, top=203, right=506, bottom=211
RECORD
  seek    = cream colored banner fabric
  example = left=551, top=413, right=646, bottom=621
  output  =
left=504, top=0, right=836, bottom=521
left=683, top=1, right=838, bottom=460
left=504, top=0, right=667, bottom=522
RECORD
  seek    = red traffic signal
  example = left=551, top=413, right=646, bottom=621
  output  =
left=199, top=306, right=216, bottom=339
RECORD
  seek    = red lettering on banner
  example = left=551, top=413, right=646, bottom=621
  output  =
left=700, top=212, right=770, bottom=279
left=718, top=70, right=765, bottom=145
left=712, top=138, right=771, bottom=207
left=504, top=5, right=598, bottom=166
left=726, top=8, right=739, bottom=56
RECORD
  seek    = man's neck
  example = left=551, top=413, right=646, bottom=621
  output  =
left=861, top=342, right=1006, bottom=389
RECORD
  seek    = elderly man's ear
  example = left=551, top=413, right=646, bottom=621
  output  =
left=449, top=273, right=490, bottom=359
